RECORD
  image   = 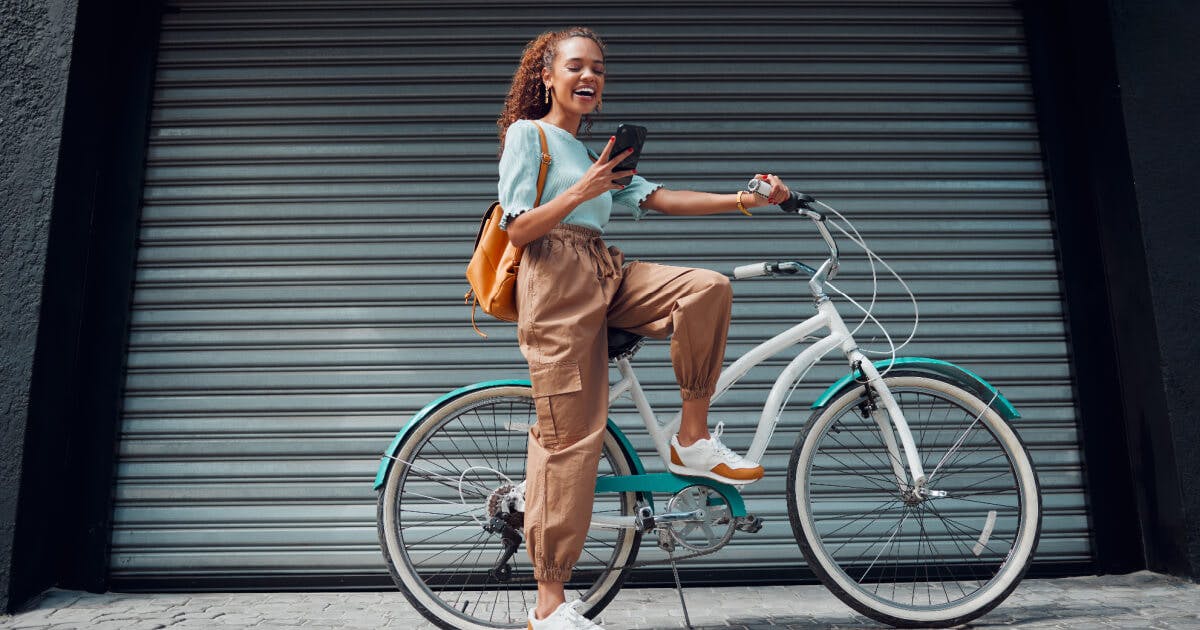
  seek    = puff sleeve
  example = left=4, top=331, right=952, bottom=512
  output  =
left=497, top=120, right=541, bottom=231
left=611, top=173, right=663, bottom=220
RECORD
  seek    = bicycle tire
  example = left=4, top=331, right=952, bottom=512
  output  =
left=786, top=374, right=1042, bottom=628
left=377, top=385, right=642, bottom=629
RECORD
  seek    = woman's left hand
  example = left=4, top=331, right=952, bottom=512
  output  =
left=747, top=173, right=791, bottom=207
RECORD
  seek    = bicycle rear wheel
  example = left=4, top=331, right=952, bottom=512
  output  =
left=787, top=374, right=1041, bottom=628
left=377, top=385, right=641, bottom=630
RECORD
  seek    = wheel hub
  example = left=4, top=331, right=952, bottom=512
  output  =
left=900, top=486, right=947, bottom=506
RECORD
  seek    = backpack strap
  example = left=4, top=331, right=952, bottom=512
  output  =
left=530, top=121, right=552, bottom=206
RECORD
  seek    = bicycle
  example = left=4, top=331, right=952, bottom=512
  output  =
left=373, top=190, right=1042, bottom=629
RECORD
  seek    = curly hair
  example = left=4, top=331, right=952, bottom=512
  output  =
left=497, top=27, right=607, bottom=156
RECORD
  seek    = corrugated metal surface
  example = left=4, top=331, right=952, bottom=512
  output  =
left=112, top=0, right=1091, bottom=585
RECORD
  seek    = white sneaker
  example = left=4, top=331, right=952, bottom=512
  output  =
left=668, top=421, right=764, bottom=485
left=527, top=600, right=605, bottom=630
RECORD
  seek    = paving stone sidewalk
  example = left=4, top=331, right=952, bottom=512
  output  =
left=1, top=571, right=1198, bottom=629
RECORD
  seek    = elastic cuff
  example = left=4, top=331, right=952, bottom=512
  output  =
left=498, top=208, right=530, bottom=231
left=631, top=183, right=664, bottom=221
left=534, top=564, right=573, bottom=583
left=680, top=386, right=714, bottom=402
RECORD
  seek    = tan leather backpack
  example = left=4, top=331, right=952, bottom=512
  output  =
left=465, top=122, right=551, bottom=337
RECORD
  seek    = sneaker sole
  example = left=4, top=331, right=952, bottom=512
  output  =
left=667, top=462, right=762, bottom=486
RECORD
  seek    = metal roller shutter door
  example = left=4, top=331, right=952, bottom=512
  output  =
left=112, top=0, right=1092, bottom=586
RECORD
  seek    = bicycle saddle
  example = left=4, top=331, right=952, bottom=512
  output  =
left=607, top=328, right=645, bottom=361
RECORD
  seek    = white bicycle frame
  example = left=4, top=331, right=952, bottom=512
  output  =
left=607, top=209, right=928, bottom=494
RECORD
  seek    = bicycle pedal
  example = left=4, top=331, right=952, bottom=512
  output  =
left=735, top=515, right=764, bottom=533
left=634, top=504, right=655, bottom=532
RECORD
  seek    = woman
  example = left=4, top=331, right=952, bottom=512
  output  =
left=497, top=27, right=791, bottom=629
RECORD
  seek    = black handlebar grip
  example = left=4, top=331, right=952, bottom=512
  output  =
left=778, top=191, right=816, bottom=214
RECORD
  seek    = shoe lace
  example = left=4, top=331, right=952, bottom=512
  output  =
left=561, top=601, right=604, bottom=629
left=708, top=421, right=745, bottom=463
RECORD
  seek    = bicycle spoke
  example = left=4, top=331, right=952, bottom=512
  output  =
left=810, top=446, right=901, bottom=490
left=400, top=461, right=492, bottom=497
left=820, top=426, right=903, bottom=488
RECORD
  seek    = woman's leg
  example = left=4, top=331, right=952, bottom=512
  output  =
left=607, top=260, right=763, bottom=482
left=678, top=397, right=712, bottom=446
left=523, top=336, right=608, bottom=618
left=516, top=228, right=620, bottom=617
left=606, top=260, right=733, bottom=412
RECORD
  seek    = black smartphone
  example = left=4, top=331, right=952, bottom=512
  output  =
left=609, top=123, right=647, bottom=186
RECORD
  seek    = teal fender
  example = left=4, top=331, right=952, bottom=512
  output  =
left=810, top=357, right=1021, bottom=420
left=372, top=380, right=648, bottom=497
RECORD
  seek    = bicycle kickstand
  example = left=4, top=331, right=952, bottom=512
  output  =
left=659, top=530, right=693, bottom=629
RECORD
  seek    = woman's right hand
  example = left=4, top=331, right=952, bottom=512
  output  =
left=571, top=136, right=637, bottom=202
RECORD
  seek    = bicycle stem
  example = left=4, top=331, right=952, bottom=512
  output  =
left=807, top=214, right=841, bottom=302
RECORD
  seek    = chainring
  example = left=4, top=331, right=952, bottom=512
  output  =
left=662, top=484, right=736, bottom=552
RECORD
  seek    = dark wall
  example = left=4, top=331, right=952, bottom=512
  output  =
left=1021, top=0, right=1146, bottom=575
left=2, top=0, right=162, bottom=613
left=1107, top=0, right=1200, bottom=578
left=1025, top=0, right=1200, bottom=579
left=0, top=0, right=81, bottom=613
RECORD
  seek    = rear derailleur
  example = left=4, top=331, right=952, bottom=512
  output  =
left=482, top=482, right=525, bottom=582
left=483, top=513, right=522, bottom=582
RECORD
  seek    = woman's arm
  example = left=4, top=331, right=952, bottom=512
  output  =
left=641, top=174, right=791, bottom=217
left=505, top=138, right=636, bottom=248
left=504, top=187, right=587, bottom=247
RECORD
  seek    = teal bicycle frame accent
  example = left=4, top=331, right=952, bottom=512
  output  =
left=594, top=473, right=746, bottom=517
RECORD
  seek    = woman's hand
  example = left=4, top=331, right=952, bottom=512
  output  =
left=569, top=136, right=638, bottom=202
left=504, top=137, right=637, bottom=247
left=746, top=173, right=791, bottom=208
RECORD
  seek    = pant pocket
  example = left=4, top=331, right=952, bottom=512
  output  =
left=528, top=360, right=583, bottom=450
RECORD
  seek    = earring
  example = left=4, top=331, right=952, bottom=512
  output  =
left=544, top=85, right=550, bottom=104
left=596, top=96, right=602, bottom=112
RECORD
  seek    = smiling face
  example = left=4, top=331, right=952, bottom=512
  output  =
left=542, top=36, right=606, bottom=117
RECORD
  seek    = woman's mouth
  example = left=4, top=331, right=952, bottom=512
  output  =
left=572, top=86, right=597, bottom=102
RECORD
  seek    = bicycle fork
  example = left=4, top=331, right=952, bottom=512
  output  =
left=850, top=355, right=928, bottom=493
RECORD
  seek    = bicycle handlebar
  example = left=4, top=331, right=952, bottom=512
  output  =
left=738, top=179, right=840, bottom=299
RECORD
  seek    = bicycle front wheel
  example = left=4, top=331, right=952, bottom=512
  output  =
left=787, top=374, right=1041, bottom=628
left=377, top=385, right=642, bottom=630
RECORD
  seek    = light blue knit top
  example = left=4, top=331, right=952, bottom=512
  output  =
left=497, top=119, right=663, bottom=233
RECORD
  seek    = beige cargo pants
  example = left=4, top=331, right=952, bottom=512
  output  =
left=516, top=223, right=732, bottom=582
